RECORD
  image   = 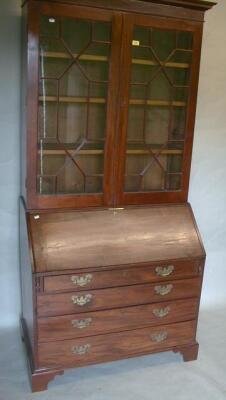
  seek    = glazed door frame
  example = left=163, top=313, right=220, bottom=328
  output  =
left=26, top=0, right=122, bottom=209
left=25, top=1, right=203, bottom=210
left=114, top=13, right=203, bottom=206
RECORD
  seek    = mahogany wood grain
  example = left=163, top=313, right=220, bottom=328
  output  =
left=23, top=0, right=216, bottom=12
left=114, top=12, right=133, bottom=207
left=38, top=297, right=199, bottom=341
left=181, top=24, right=203, bottom=199
left=21, top=317, right=64, bottom=392
left=23, top=0, right=216, bottom=22
left=25, top=2, right=121, bottom=210
left=33, top=195, right=104, bottom=210
left=103, top=14, right=123, bottom=207
left=43, top=260, right=200, bottom=292
left=174, top=341, right=199, bottom=361
left=30, top=369, right=64, bottom=392
left=20, top=0, right=214, bottom=392
left=19, top=199, right=38, bottom=366
left=29, top=204, right=204, bottom=272
left=37, top=277, right=201, bottom=317
left=115, top=13, right=204, bottom=206
left=38, top=320, right=196, bottom=368
left=25, top=0, right=40, bottom=210
left=39, top=1, right=113, bottom=20
left=23, top=0, right=215, bottom=211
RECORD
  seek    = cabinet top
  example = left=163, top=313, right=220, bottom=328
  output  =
left=22, top=0, right=216, bottom=12
left=28, top=204, right=205, bottom=272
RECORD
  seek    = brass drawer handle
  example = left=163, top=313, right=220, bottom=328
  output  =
left=71, top=274, right=93, bottom=287
left=151, top=332, right=168, bottom=343
left=72, top=344, right=91, bottom=355
left=155, top=265, right=174, bottom=277
left=71, top=294, right=92, bottom=306
left=153, top=306, right=170, bottom=318
left=71, top=318, right=92, bottom=329
left=154, top=284, right=173, bottom=296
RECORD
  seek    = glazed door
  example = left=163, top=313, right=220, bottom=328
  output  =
left=115, top=14, right=203, bottom=205
left=27, top=2, right=121, bottom=209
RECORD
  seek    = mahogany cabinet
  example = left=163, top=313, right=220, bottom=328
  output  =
left=20, top=0, right=215, bottom=392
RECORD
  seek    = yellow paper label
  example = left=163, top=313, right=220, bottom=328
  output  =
left=132, top=40, right=140, bottom=46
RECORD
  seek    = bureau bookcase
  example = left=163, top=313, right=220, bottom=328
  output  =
left=20, top=0, right=215, bottom=392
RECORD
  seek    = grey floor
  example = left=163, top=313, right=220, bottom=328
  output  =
left=1, top=308, right=226, bottom=400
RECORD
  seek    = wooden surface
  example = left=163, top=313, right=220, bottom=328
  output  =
left=38, top=320, right=196, bottom=368
left=23, top=0, right=210, bottom=210
left=38, top=297, right=199, bottom=341
left=174, top=341, right=199, bottom=361
left=21, top=317, right=64, bottom=392
left=37, top=277, right=201, bottom=316
left=23, top=0, right=216, bottom=11
left=42, top=51, right=190, bottom=69
left=39, top=96, right=186, bottom=107
left=19, top=200, right=36, bottom=358
left=115, top=13, right=203, bottom=207
left=25, top=2, right=119, bottom=210
left=43, top=260, right=200, bottom=292
left=29, top=204, right=204, bottom=272
left=19, top=0, right=212, bottom=391
left=22, top=0, right=216, bottom=22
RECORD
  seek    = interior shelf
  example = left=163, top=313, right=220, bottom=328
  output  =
left=39, top=96, right=106, bottom=104
left=42, top=51, right=190, bottom=69
left=130, top=99, right=186, bottom=107
left=39, top=148, right=183, bottom=156
left=39, top=96, right=186, bottom=107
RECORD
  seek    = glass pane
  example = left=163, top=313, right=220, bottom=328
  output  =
left=125, top=26, right=193, bottom=193
left=38, top=16, right=111, bottom=195
left=125, top=154, right=167, bottom=192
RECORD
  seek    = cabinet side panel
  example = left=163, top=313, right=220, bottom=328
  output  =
left=19, top=199, right=35, bottom=355
left=21, top=4, right=28, bottom=201
left=182, top=24, right=203, bottom=199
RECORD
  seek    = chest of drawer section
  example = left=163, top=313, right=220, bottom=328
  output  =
left=38, top=320, right=197, bottom=369
left=36, top=259, right=203, bottom=341
left=38, top=298, right=199, bottom=342
left=37, top=277, right=201, bottom=317
left=42, top=260, right=202, bottom=293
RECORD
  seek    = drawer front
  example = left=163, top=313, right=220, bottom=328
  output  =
left=43, top=260, right=201, bottom=292
left=37, top=277, right=201, bottom=317
left=38, top=320, right=196, bottom=369
left=38, top=298, right=199, bottom=342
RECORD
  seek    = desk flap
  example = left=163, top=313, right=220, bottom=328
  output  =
left=29, top=204, right=205, bottom=272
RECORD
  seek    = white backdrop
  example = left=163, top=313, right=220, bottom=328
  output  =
left=0, top=0, right=21, bottom=327
left=0, top=0, right=225, bottom=327
left=189, top=0, right=226, bottom=308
